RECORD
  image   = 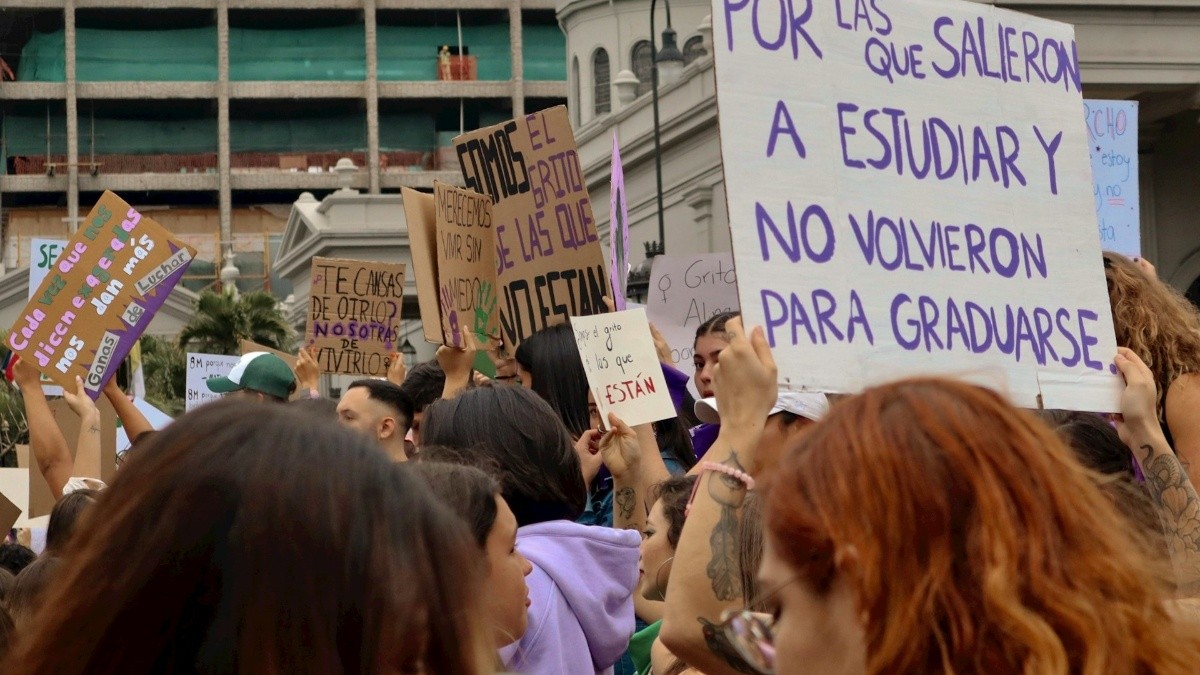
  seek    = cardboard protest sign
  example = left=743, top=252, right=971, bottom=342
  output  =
left=454, top=106, right=609, bottom=349
left=712, top=0, right=1122, bottom=411
left=8, top=191, right=197, bottom=399
left=570, top=308, right=675, bottom=428
left=434, top=181, right=499, bottom=348
left=0, top=487, right=20, bottom=534
left=609, top=133, right=630, bottom=311
left=185, top=352, right=242, bottom=411
left=1086, top=100, right=1139, bottom=256
left=0, top=467, right=33, bottom=528
left=306, top=257, right=406, bottom=377
left=239, top=340, right=297, bottom=369
left=646, top=253, right=740, bottom=377
left=401, top=187, right=444, bottom=344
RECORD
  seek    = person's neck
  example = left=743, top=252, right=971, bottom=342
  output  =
left=381, top=438, right=409, bottom=462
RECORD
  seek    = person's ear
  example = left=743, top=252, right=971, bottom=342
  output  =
left=378, top=416, right=397, bottom=441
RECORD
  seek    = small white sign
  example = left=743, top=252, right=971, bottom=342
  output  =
left=646, top=253, right=740, bottom=387
left=571, top=308, right=676, bottom=428
left=185, top=353, right=242, bottom=411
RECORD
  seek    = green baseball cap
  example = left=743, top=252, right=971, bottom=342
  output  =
left=206, top=352, right=296, bottom=400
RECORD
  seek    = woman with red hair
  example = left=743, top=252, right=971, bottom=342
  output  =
left=751, top=375, right=1200, bottom=674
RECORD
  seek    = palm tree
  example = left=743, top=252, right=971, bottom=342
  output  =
left=177, top=290, right=293, bottom=356
left=140, top=335, right=187, bottom=416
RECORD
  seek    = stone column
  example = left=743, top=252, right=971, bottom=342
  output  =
left=65, top=0, right=79, bottom=232
left=217, top=0, right=233, bottom=268
left=509, top=0, right=524, bottom=118
left=365, top=0, right=381, bottom=193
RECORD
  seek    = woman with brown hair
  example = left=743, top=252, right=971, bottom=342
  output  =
left=1104, top=250, right=1200, bottom=485
left=9, top=399, right=494, bottom=675
left=757, top=377, right=1200, bottom=674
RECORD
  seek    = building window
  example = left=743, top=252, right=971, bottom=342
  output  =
left=572, top=56, right=581, bottom=127
left=631, top=40, right=653, bottom=97
left=592, top=48, right=611, bottom=116
left=684, top=36, right=705, bottom=65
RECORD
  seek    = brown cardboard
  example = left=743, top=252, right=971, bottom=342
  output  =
left=7, top=191, right=197, bottom=398
left=304, top=257, right=406, bottom=377
left=401, top=187, right=443, bottom=344
left=50, top=397, right=117, bottom=484
left=15, top=443, right=28, bottom=469
left=0, top=490, right=20, bottom=534
left=453, top=106, right=609, bottom=349
left=434, top=181, right=499, bottom=349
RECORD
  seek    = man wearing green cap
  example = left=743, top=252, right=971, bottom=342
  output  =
left=205, top=352, right=297, bottom=403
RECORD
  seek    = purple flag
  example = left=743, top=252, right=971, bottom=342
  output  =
left=609, top=132, right=630, bottom=311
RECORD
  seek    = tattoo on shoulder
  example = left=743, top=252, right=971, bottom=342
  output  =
left=615, top=487, right=637, bottom=527
left=698, top=617, right=758, bottom=674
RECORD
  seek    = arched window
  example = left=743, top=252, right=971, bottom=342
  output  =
left=631, top=40, right=653, bottom=97
left=683, top=36, right=705, bottom=65
left=571, top=56, right=581, bottom=127
left=592, top=48, right=611, bottom=116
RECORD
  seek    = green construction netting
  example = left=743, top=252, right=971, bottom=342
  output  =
left=2, top=112, right=436, bottom=156
left=17, top=24, right=566, bottom=83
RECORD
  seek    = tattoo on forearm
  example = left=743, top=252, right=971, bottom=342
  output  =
left=615, top=487, right=637, bottom=527
left=1144, top=451, right=1200, bottom=558
left=706, top=452, right=747, bottom=602
left=698, top=618, right=757, bottom=674
left=87, top=424, right=100, bottom=434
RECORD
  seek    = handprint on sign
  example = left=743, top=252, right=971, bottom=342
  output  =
left=474, top=280, right=497, bottom=344
left=439, top=283, right=462, bottom=347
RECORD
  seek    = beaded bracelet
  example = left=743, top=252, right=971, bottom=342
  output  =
left=685, top=462, right=755, bottom=517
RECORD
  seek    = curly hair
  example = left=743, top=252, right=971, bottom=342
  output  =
left=766, top=378, right=1200, bottom=674
left=1104, top=251, right=1200, bottom=421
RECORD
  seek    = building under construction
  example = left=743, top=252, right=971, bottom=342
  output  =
left=0, top=0, right=567, bottom=295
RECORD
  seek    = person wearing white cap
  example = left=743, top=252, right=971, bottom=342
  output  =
left=694, top=389, right=829, bottom=465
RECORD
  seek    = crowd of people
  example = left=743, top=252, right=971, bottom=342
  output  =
left=1, top=251, right=1200, bottom=673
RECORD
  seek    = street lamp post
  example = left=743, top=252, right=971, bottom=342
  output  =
left=650, top=0, right=683, bottom=259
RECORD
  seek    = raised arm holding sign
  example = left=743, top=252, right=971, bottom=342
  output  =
left=711, top=0, right=1121, bottom=411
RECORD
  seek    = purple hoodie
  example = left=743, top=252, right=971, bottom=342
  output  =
left=499, top=520, right=641, bottom=675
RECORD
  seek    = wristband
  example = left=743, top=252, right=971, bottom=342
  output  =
left=685, top=461, right=754, bottom=516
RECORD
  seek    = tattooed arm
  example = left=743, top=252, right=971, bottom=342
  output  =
left=1140, top=445, right=1200, bottom=594
left=1115, top=348, right=1200, bottom=595
left=661, top=318, right=778, bottom=675
left=600, top=413, right=647, bottom=533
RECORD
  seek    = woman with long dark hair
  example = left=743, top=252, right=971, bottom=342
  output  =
left=11, top=399, right=493, bottom=675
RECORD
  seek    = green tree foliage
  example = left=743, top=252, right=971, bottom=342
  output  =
left=177, top=290, right=293, bottom=356
left=139, top=335, right=186, bottom=417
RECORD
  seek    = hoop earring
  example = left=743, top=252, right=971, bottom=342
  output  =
left=652, top=556, right=675, bottom=601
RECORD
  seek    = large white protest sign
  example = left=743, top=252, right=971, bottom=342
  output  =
left=185, top=353, right=241, bottom=411
left=712, top=0, right=1122, bottom=411
left=646, top=253, right=740, bottom=381
left=1085, top=100, right=1139, bottom=257
left=571, top=308, right=675, bottom=428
